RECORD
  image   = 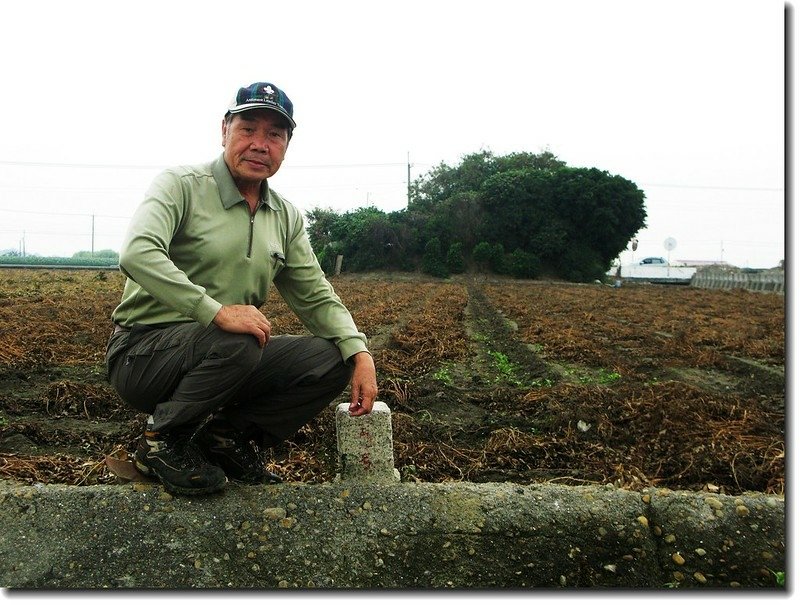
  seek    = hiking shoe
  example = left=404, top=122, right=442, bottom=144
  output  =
left=198, top=422, right=282, bottom=485
left=135, top=427, right=227, bottom=496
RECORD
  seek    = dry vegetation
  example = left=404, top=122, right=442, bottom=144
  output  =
left=0, top=269, right=785, bottom=495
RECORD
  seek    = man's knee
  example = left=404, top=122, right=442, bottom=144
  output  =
left=204, top=327, right=264, bottom=373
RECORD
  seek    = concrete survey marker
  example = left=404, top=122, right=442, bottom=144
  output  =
left=335, top=401, right=400, bottom=483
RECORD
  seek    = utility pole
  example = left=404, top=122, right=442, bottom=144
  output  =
left=91, top=214, right=95, bottom=256
left=407, top=151, right=411, bottom=208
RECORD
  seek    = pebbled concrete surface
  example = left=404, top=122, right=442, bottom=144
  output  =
left=0, top=479, right=785, bottom=589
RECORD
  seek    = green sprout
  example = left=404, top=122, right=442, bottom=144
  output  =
left=597, top=369, right=622, bottom=384
left=433, top=367, right=453, bottom=386
left=769, top=569, right=785, bottom=587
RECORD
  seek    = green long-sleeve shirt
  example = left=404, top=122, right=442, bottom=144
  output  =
left=111, top=154, right=368, bottom=361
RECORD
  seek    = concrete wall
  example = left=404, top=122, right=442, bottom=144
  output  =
left=621, top=264, right=697, bottom=283
left=691, top=269, right=784, bottom=293
left=0, top=480, right=784, bottom=589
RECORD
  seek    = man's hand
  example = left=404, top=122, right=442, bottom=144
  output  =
left=213, top=304, right=272, bottom=348
left=348, top=351, right=378, bottom=416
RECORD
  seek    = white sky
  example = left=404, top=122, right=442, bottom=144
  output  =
left=0, top=0, right=788, bottom=268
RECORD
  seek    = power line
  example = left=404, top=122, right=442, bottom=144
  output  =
left=0, top=229, right=119, bottom=237
left=0, top=208, right=130, bottom=219
left=0, top=180, right=409, bottom=194
left=646, top=198, right=783, bottom=208
left=280, top=181, right=407, bottom=191
left=0, top=184, right=146, bottom=193
left=0, top=160, right=168, bottom=170
left=285, top=163, right=408, bottom=169
left=642, top=182, right=783, bottom=192
left=0, top=159, right=410, bottom=170
left=2, top=158, right=782, bottom=192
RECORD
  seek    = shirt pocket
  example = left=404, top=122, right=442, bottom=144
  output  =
left=269, top=248, right=286, bottom=276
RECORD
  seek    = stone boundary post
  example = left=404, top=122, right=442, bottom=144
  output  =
left=335, top=401, right=400, bottom=483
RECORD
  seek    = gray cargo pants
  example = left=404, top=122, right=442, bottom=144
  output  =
left=106, top=322, right=352, bottom=444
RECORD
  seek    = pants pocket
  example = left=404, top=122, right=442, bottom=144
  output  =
left=110, top=324, right=194, bottom=413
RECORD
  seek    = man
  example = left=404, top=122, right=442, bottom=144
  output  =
left=105, top=81, right=378, bottom=496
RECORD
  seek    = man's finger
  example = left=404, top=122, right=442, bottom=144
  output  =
left=349, top=402, right=369, bottom=416
left=349, top=392, right=365, bottom=416
left=349, top=391, right=375, bottom=416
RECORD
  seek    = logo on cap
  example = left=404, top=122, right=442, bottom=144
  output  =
left=228, top=81, right=296, bottom=129
left=250, top=85, right=278, bottom=106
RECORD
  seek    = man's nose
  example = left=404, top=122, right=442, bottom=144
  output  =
left=250, top=133, right=270, bottom=151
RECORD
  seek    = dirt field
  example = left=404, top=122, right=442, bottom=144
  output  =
left=0, top=268, right=785, bottom=496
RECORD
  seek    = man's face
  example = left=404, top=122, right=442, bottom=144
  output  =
left=222, top=109, right=290, bottom=186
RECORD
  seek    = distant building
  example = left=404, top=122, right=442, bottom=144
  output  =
left=677, top=260, right=732, bottom=267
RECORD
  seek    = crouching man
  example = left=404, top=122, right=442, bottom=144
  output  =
left=105, top=81, right=377, bottom=495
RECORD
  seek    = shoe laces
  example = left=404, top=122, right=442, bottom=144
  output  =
left=212, top=431, right=265, bottom=468
left=162, top=430, right=209, bottom=468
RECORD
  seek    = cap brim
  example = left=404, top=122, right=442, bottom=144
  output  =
left=227, top=102, right=296, bottom=129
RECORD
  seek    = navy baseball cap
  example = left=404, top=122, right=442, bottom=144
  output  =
left=226, top=82, right=296, bottom=129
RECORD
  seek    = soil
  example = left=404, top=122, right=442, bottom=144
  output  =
left=0, top=269, right=785, bottom=496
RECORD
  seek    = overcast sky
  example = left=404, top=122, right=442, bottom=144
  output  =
left=0, top=0, right=787, bottom=268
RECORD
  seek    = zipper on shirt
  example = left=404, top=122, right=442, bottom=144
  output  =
left=247, top=213, right=255, bottom=259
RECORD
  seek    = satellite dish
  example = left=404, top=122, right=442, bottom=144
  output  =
left=664, top=237, right=677, bottom=252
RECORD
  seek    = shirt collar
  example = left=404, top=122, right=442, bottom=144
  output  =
left=212, top=154, right=279, bottom=211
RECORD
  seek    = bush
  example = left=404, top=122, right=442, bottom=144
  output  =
left=314, top=248, right=332, bottom=275
left=506, top=248, right=541, bottom=279
left=557, top=244, right=606, bottom=282
left=472, top=241, right=493, bottom=267
left=72, top=249, right=119, bottom=261
left=472, top=241, right=505, bottom=273
left=0, top=255, right=118, bottom=268
left=422, top=238, right=449, bottom=278
left=446, top=242, right=465, bottom=274
left=490, top=243, right=506, bottom=273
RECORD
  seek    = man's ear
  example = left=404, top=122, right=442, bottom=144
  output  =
left=221, top=118, right=228, bottom=147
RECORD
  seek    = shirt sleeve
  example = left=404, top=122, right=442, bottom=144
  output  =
left=273, top=210, right=369, bottom=361
left=118, top=170, right=222, bottom=325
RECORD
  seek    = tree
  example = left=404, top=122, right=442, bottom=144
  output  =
left=409, top=149, right=566, bottom=213
left=422, top=237, right=449, bottom=278
left=410, top=150, right=495, bottom=213
left=549, top=167, right=647, bottom=264
left=479, top=168, right=559, bottom=256
left=472, top=241, right=505, bottom=274
left=305, top=207, right=340, bottom=252
left=305, top=207, right=343, bottom=273
left=446, top=242, right=465, bottom=274
left=480, top=166, right=646, bottom=280
left=305, top=149, right=646, bottom=282
left=306, top=206, right=415, bottom=273
left=506, top=248, right=541, bottom=279
left=472, top=241, right=494, bottom=271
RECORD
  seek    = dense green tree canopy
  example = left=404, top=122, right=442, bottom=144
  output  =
left=305, top=150, right=646, bottom=282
